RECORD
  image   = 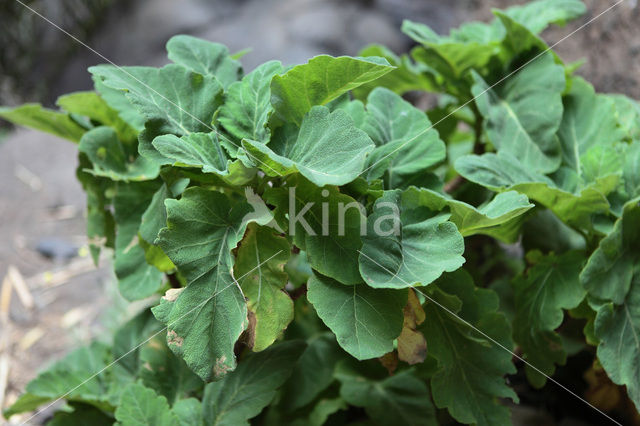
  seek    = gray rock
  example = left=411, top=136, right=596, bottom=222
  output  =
left=36, top=237, right=78, bottom=261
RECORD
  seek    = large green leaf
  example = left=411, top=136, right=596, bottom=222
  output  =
left=218, top=60, right=283, bottom=142
left=234, top=223, right=293, bottom=352
left=113, top=182, right=165, bottom=301
left=594, top=276, right=640, bottom=412
left=270, top=55, right=393, bottom=126
left=79, top=126, right=160, bottom=181
left=421, top=270, right=517, bottom=426
left=557, top=78, right=624, bottom=175
left=455, top=152, right=617, bottom=229
left=152, top=188, right=252, bottom=381
left=361, top=87, right=446, bottom=182
left=472, top=52, right=565, bottom=174
left=202, top=341, right=306, bottom=426
left=243, top=106, right=374, bottom=187
left=0, top=103, right=86, bottom=142
left=404, top=187, right=533, bottom=242
left=265, top=176, right=366, bottom=285
left=115, top=384, right=179, bottom=426
left=580, top=198, right=640, bottom=304
left=89, top=64, right=223, bottom=136
left=57, top=91, right=138, bottom=142
left=512, top=251, right=585, bottom=387
left=336, top=367, right=437, bottom=426
left=166, top=35, right=242, bottom=88
left=359, top=190, right=465, bottom=289
left=307, top=273, right=406, bottom=359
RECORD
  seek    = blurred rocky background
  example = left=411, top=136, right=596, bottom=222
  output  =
left=0, top=0, right=638, bottom=423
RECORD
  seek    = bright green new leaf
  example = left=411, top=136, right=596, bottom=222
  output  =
left=89, top=64, right=223, bottom=136
left=404, top=186, right=533, bottom=242
left=362, top=87, right=446, bottom=182
left=243, top=106, right=374, bottom=186
left=166, top=35, right=242, bottom=88
left=337, top=368, right=437, bottom=426
left=580, top=198, right=640, bottom=304
left=234, top=223, right=293, bottom=352
left=270, top=55, right=394, bottom=126
left=359, top=190, right=465, bottom=289
left=115, top=384, right=179, bottom=426
left=218, top=60, right=283, bottom=142
left=0, top=103, right=86, bottom=142
left=472, top=52, right=565, bottom=174
left=594, top=276, right=640, bottom=412
left=422, top=270, right=517, bottom=426
left=153, top=188, right=252, bottom=381
left=307, top=273, right=407, bottom=359
left=57, top=91, right=138, bottom=142
left=202, top=341, right=306, bottom=426
left=513, top=251, right=586, bottom=387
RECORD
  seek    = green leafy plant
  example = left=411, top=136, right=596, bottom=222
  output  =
left=2, top=0, right=640, bottom=424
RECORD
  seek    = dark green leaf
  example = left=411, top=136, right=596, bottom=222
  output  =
left=307, top=273, right=406, bottom=359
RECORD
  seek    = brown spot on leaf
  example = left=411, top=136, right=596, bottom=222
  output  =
left=378, top=351, right=399, bottom=374
left=397, top=289, right=427, bottom=365
left=162, top=288, right=184, bottom=302
left=167, top=330, right=184, bottom=347
left=213, top=355, right=231, bottom=378
left=142, top=362, right=153, bottom=371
